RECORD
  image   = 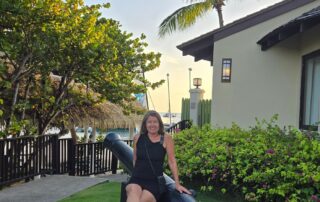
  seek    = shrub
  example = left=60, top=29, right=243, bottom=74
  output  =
left=174, top=117, right=320, bottom=201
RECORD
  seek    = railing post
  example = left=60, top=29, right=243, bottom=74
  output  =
left=111, top=153, right=118, bottom=174
left=52, top=135, right=60, bottom=174
left=0, top=140, right=5, bottom=186
left=68, top=139, right=75, bottom=176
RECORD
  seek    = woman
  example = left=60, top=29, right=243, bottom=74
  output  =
left=126, top=110, right=191, bottom=202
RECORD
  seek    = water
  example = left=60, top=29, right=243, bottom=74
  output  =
left=49, top=112, right=181, bottom=140
left=159, top=112, right=181, bottom=124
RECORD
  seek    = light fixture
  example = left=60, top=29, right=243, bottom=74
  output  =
left=193, top=78, right=202, bottom=88
left=222, top=58, right=232, bottom=83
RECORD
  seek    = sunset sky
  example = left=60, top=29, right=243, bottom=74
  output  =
left=85, top=0, right=282, bottom=113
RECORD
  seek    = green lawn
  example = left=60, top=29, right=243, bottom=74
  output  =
left=59, top=181, right=243, bottom=202
left=59, top=182, right=121, bottom=202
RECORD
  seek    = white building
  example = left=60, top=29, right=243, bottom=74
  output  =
left=178, top=0, right=320, bottom=131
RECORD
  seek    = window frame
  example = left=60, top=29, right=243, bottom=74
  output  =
left=221, top=58, right=232, bottom=83
left=299, top=50, right=320, bottom=131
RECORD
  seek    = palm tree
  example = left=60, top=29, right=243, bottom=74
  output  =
left=159, top=0, right=225, bottom=37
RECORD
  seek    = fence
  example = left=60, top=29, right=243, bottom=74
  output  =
left=181, top=98, right=211, bottom=127
left=0, top=135, right=133, bottom=187
left=198, top=99, right=211, bottom=127
left=166, top=120, right=192, bottom=134
left=181, top=98, right=190, bottom=121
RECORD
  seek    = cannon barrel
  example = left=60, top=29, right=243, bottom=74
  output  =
left=104, top=133, right=196, bottom=202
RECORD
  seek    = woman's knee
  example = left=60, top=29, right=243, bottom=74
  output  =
left=140, top=190, right=156, bottom=202
left=126, top=184, right=142, bottom=196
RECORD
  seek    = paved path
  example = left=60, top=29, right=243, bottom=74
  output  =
left=0, top=173, right=128, bottom=202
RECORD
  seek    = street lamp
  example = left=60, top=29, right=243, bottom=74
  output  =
left=167, top=73, right=172, bottom=126
left=142, top=70, right=149, bottom=109
left=188, top=68, right=192, bottom=90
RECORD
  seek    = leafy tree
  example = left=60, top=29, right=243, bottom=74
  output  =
left=0, top=0, right=57, bottom=135
left=0, top=0, right=163, bottom=136
left=158, top=0, right=226, bottom=37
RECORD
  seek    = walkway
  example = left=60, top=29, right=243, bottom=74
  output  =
left=0, top=173, right=128, bottom=202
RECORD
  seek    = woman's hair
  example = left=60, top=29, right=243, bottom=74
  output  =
left=139, top=110, right=165, bottom=136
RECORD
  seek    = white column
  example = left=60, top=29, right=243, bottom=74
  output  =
left=84, top=126, right=89, bottom=143
left=91, top=127, right=96, bottom=142
left=129, top=126, right=134, bottom=140
left=189, top=88, right=205, bottom=126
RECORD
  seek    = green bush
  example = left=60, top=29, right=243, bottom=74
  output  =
left=174, top=117, right=320, bottom=201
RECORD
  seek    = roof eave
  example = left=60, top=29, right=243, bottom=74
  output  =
left=177, top=0, right=316, bottom=62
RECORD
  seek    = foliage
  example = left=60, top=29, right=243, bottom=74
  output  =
left=0, top=98, right=3, bottom=138
left=0, top=99, right=3, bottom=117
left=159, top=0, right=226, bottom=37
left=96, top=134, right=105, bottom=142
left=0, top=0, right=163, bottom=137
left=174, top=117, right=320, bottom=201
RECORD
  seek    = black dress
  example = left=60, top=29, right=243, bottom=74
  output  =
left=128, top=134, right=166, bottom=201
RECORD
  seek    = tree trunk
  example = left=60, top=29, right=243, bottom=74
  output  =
left=21, top=77, right=32, bottom=120
left=91, top=127, right=96, bottom=143
left=70, top=126, right=77, bottom=144
left=84, top=126, right=89, bottom=143
left=39, top=102, right=74, bottom=136
left=6, top=81, right=20, bottom=135
left=19, top=76, right=32, bottom=137
left=215, top=4, right=224, bottom=27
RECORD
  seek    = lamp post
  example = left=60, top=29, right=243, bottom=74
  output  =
left=167, top=73, right=172, bottom=126
left=190, top=77, right=204, bottom=126
left=188, top=68, right=192, bottom=90
left=142, top=70, right=149, bottom=109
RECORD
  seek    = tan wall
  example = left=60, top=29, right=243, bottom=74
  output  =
left=211, top=2, right=320, bottom=128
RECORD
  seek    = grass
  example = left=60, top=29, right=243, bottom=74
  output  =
left=59, top=181, right=243, bottom=202
left=59, top=182, right=121, bottom=202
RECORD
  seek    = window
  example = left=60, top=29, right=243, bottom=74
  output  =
left=300, top=51, right=320, bottom=131
left=221, top=58, right=232, bottom=83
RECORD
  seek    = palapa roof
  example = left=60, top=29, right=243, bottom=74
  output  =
left=49, top=73, right=144, bottom=129
left=63, top=101, right=141, bottom=129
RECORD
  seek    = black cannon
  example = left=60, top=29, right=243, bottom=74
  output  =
left=104, top=133, right=196, bottom=202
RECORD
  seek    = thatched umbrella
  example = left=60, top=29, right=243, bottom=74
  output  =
left=48, top=73, right=144, bottom=142
left=63, top=101, right=140, bottom=130
left=15, top=73, right=144, bottom=139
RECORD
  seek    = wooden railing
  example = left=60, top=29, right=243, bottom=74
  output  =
left=165, top=120, right=192, bottom=134
left=0, top=135, right=133, bottom=187
left=0, top=121, right=191, bottom=187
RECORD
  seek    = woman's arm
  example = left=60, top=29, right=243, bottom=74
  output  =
left=165, top=134, right=191, bottom=194
left=132, top=134, right=139, bottom=167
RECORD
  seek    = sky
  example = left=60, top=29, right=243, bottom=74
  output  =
left=85, top=0, right=282, bottom=113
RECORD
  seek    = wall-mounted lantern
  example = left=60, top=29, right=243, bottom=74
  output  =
left=193, top=78, right=202, bottom=88
left=221, top=58, right=232, bottom=83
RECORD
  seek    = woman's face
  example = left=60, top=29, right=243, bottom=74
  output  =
left=146, top=115, right=160, bottom=135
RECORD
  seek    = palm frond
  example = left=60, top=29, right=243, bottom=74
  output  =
left=158, top=2, right=213, bottom=38
left=186, top=0, right=225, bottom=7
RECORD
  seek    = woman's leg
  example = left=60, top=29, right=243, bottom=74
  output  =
left=126, top=184, right=142, bottom=202
left=140, top=190, right=156, bottom=202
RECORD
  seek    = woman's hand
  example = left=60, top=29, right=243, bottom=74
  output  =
left=175, top=183, right=192, bottom=195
